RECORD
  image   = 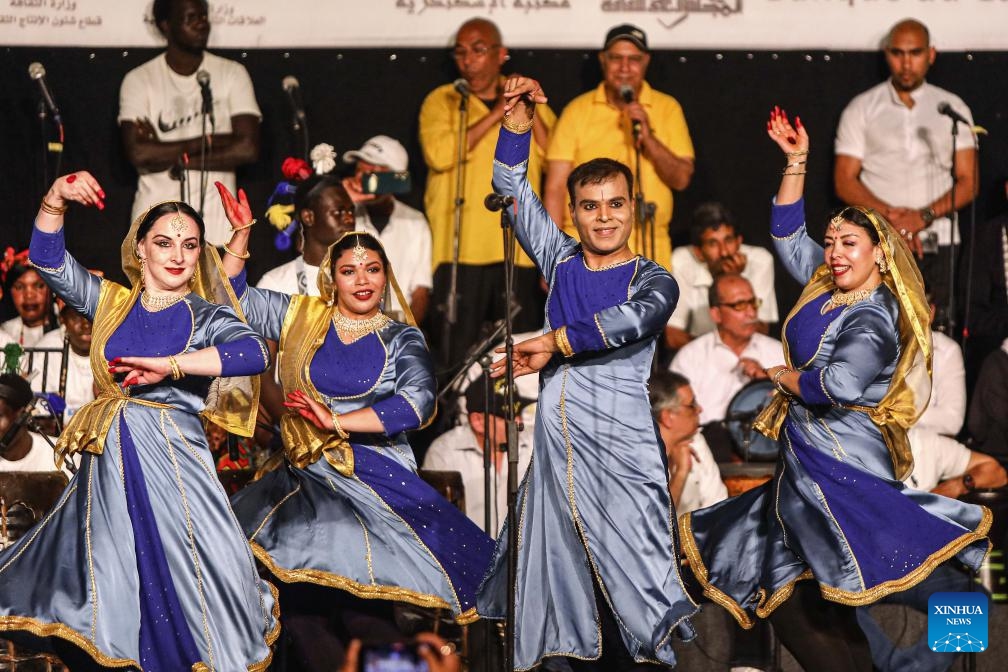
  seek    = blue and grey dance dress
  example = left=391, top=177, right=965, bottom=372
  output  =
left=681, top=198, right=990, bottom=627
left=227, top=272, right=493, bottom=623
left=0, top=226, right=279, bottom=670
left=476, top=127, right=698, bottom=670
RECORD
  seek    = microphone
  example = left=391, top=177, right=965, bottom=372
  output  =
left=453, top=78, right=471, bottom=98
left=27, top=62, right=61, bottom=125
left=282, top=75, right=306, bottom=130
left=619, top=85, right=641, bottom=138
left=196, top=70, right=214, bottom=126
left=937, top=101, right=969, bottom=126
left=484, top=192, right=514, bottom=212
left=0, top=396, right=39, bottom=453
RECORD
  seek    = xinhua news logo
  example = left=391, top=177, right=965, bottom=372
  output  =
left=928, top=592, right=988, bottom=653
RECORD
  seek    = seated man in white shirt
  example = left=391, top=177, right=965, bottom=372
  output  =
left=34, top=305, right=96, bottom=422
left=648, top=370, right=726, bottom=515
left=422, top=381, right=532, bottom=534
left=917, top=300, right=966, bottom=436
left=671, top=274, right=785, bottom=460
left=342, top=135, right=433, bottom=324
left=0, top=373, right=62, bottom=473
left=666, top=202, right=778, bottom=350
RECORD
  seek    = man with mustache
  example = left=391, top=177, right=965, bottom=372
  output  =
left=670, top=274, right=784, bottom=460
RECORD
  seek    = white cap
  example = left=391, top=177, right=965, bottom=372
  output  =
left=342, top=135, right=409, bottom=172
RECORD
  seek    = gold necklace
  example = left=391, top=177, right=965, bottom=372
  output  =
left=332, top=310, right=391, bottom=342
left=141, top=291, right=187, bottom=312
left=822, top=282, right=881, bottom=314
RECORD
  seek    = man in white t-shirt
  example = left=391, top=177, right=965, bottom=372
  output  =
left=917, top=328, right=965, bottom=436
left=0, top=373, right=61, bottom=473
left=341, top=135, right=433, bottom=324
left=666, top=202, right=777, bottom=350
left=422, top=381, right=532, bottom=534
left=34, top=306, right=96, bottom=422
left=904, top=426, right=1006, bottom=494
left=119, top=0, right=261, bottom=245
left=649, top=370, right=727, bottom=515
left=834, top=18, right=976, bottom=322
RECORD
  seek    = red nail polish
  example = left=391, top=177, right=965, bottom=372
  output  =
left=66, top=175, right=76, bottom=183
left=98, top=190, right=106, bottom=199
left=97, top=201, right=105, bottom=211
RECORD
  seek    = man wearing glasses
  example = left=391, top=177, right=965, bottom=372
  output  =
left=670, top=274, right=784, bottom=460
left=665, top=201, right=778, bottom=350
left=418, top=18, right=556, bottom=368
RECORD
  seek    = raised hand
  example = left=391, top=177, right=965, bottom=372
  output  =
left=215, top=181, right=253, bottom=230
left=108, top=356, right=171, bottom=388
left=46, top=171, right=105, bottom=211
left=767, top=106, right=808, bottom=156
left=489, top=332, right=556, bottom=379
left=501, top=74, right=548, bottom=118
left=283, top=389, right=336, bottom=432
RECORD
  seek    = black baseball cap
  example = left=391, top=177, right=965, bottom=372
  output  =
left=604, top=24, right=649, bottom=52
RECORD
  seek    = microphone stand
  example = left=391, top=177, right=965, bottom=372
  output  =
left=631, top=129, right=657, bottom=262
left=478, top=359, right=494, bottom=672
left=960, top=128, right=983, bottom=351
left=945, top=115, right=959, bottom=336
left=198, top=91, right=214, bottom=218
left=443, top=88, right=470, bottom=368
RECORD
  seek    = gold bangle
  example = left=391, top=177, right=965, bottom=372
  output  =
left=786, top=150, right=808, bottom=157
left=167, top=355, right=184, bottom=381
left=782, top=170, right=807, bottom=176
left=331, top=412, right=349, bottom=440
left=40, top=198, right=68, bottom=216
left=501, top=113, right=534, bottom=134
left=231, top=218, right=256, bottom=232
left=223, top=244, right=251, bottom=260
left=554, top=326, right=574, bottom=358
left=772, top=367, right=791, bottom=395
left=784, top=160, right=807, bottom=169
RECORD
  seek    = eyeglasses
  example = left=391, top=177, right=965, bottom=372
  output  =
left=452, top=43, right=499, bottom=59
left=717, top=297, right=762, bottom=312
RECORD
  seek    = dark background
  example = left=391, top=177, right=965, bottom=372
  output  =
left=2, top=45, right=1006, bottom=328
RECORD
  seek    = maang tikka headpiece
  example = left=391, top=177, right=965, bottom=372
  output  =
left=169, top=205, right=187, bottom=235
left=828, top=213, right=845, bottom=233
left=352, top=235, right=368, bottom=264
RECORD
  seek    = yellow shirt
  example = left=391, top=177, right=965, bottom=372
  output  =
left=547, top=81, right=694, bottom=271
left=419, top=82, right=555, bottom=269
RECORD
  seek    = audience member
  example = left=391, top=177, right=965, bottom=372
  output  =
left=422, top=381, right=532, bottom=534
left=834, top=18, right=976, bottom=320
left=119, top=0, right=261, bottom=245
left=917, top=302, right=966, bottom=436
left=1, top=260, right=59, bottom=347
left=35, top=305, right=96, bottom=421
left=0, top=374, right=60, bottom=472
left=670, top=274, right=785, bottom=429
left=649, top=371, right=727, bottom=514
left=342, top=135, right=433, bottom=323
left=666, top=202, right=778, bottom=349
left=544, top=24, right=693, bottom=270
left=419, top=17, right=555, bottom=367
left=967, top=338, right=1008, bottom=462
left=905, top=426, right=1007, bottom=494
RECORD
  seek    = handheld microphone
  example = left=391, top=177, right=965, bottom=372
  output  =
left=619, top=85, right=642, bottom=138
left=453, top=78, right=471, bottom=97
left=937, top=101, right=969, bottom=126
left=282, top=75, right=306, bottom=130
left=0, top=396, right=39, bottom=453
left=27, top=62, right=62, bottom=125
left=196, top=70, right=214, bottom=126
left=484, top=193, right=514, bottom=212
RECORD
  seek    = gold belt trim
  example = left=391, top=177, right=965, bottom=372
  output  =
left=55, top=395, right=173, bottom=465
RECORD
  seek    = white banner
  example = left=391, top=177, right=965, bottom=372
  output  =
left=2, top=0, right=1006, bottom=51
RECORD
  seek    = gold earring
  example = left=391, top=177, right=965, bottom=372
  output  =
left=875, top=253, right=888, bottom=274
left=138, top=257, right=147, bottom=286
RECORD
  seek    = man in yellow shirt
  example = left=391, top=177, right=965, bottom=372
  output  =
left=419, top=17, right=555, bottom=368
left=544, top=24, right=694, bottom=272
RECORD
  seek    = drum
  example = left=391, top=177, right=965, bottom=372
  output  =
left=0, top=471, right=69, bottom=549
left=960, top=487, right=1008, bottom=602
left=724, top=379, right=779, bottom=462
left=719, top=462, right=776, bottom=498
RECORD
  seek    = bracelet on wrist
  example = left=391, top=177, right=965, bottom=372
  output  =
left=772, top=367, right=792, bottom=395
left=40, top=198, right=69, bottom=216
left=502, top=112, right=534, bottom=134
left=231, top=218, right=256, bottom=232
left=331, top=412, right=349, bottom=440
left=223, top=244, right=251, bottom=260
left=782, top=170, right=807, bottom=176
left=553, top=326, right=574, bottom=358
left=786, top=150, right=809, bottom=157
left=167, top=355, right=184, bottom=381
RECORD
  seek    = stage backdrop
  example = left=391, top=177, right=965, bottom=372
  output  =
left=1, top=0, right=1008, bottom=50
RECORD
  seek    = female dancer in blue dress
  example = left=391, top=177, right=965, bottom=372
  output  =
left=680, top=111, right=991, bottom=671
left=217, top=186, right=494, bottom=636
left=0, top=172, right=279, bottom=670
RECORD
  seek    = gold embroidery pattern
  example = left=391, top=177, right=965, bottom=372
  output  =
left=29, top=259, right=66, bottom=274
left=250, top=483, right=303, bottom=541
left=162, top=410, right=215, bottom=671
left=86, top=460, right=98, bottom=643
left=678, top=512, right=754, bottom=629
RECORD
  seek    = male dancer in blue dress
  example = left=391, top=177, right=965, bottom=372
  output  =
left=477, top=76, right=696, bottom=670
